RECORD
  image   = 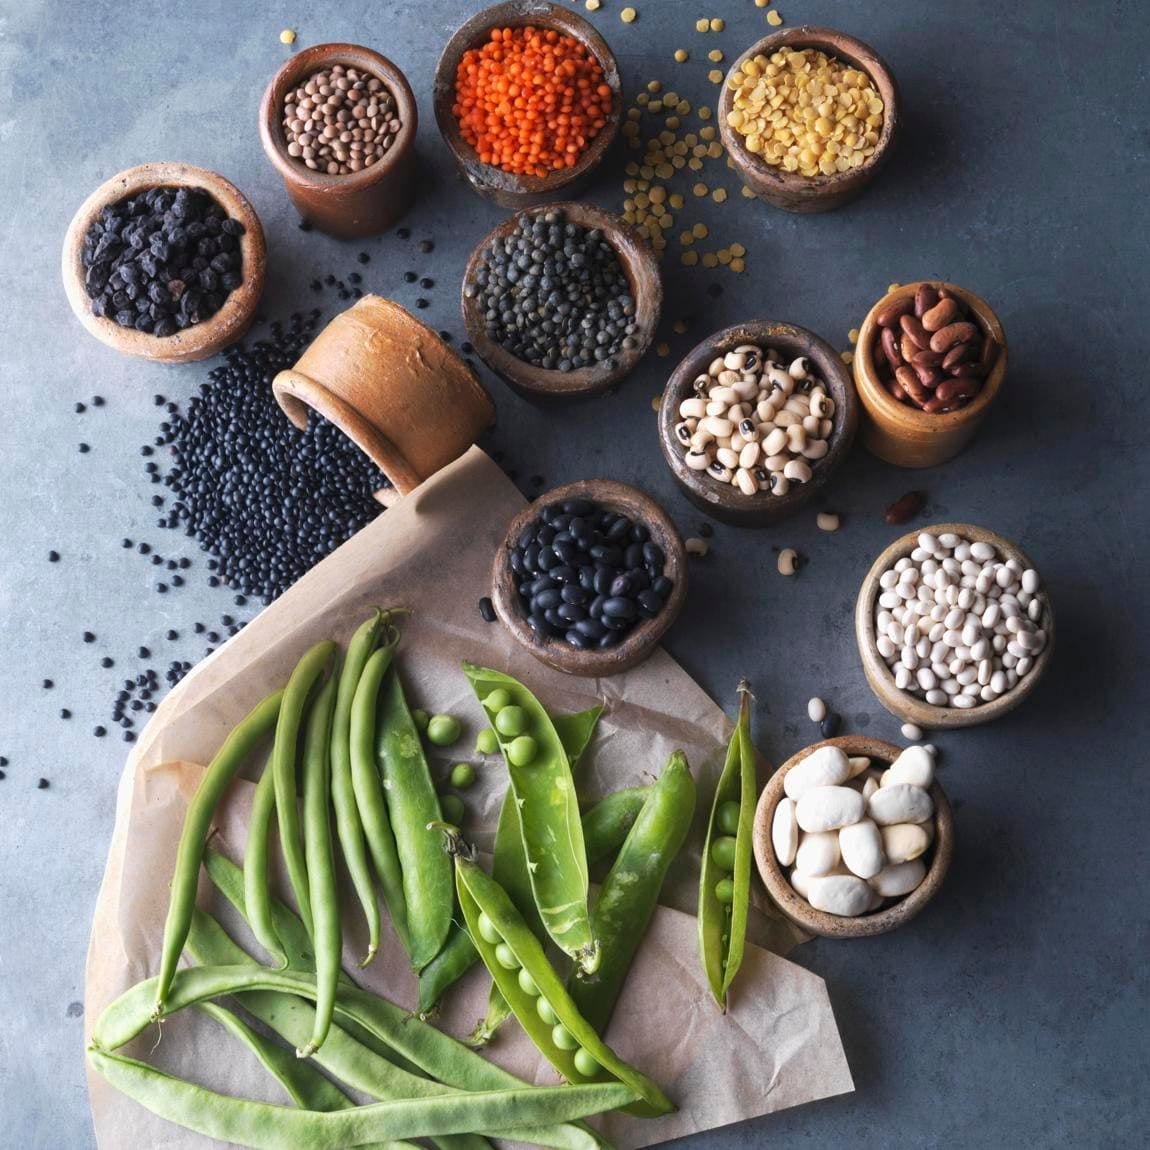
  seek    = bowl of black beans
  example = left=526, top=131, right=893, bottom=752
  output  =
left=62, top=162, right=266, bottom=363
left=462, top=203, right=662, bottom=399
left=492, top=480, right=687, bottom=676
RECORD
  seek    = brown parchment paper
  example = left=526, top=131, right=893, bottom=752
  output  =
left=84, top=447, right=852, bottom=1149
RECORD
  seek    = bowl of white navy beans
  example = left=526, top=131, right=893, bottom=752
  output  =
left=658, top=320, right=859, bottom=526
left=855, top=524, right=1054, bottom=728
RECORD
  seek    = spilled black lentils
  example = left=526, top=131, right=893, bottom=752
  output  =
left=466, top=210, right=638, bottom=372
left=509, top=498, right=673, bottom=650
left=153, top=312, right=388, bottom=602
left=80, top=185, right=245, bottom=335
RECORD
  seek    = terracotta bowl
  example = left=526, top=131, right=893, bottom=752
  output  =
left=273, top=296, right=495, bottom=506
left=753, top=735, right=954, bottom=939
left=260, top=42, right=418, bottom=239
left=718, top=26, right=899, bottom=214
left=855, top=523, right=1054, bottom=729
left=854, top=281, right=1008, bottom=468
left=658, top=321, right=859, bottom=527
left=491, top=479, right=687, bottom=677
left=462, top=202, right=662, bottom=399
left=434, top=1, right=622, bottom=208
left=61, top=163, right=266, bottom=363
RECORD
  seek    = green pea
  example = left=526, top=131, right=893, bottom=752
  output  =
left=573, top=1047, right=600, bottom=1078
left=477, top=912, right=501, bottom=944
left=411, top=708, right=430, bottom=732
left=450, top=762, right=477, bottom=789
left=483, top=688, right=513, bottom=713
left=494, top=705, right=528, bottom=738
left=552, top=1024, right=579, bottom=1051
left=494, top=943, right=520, bottom=970
left=506, top=735, right=538, bottom=767
left=716, top=800, right=741, bottom=836
left=475, top=727, right=499, bottom=755
left=426, top=714, right=461, bottom=746
left=715, top=877, right=735, bottom=904
left=710, top=834, right=738, bottom=872
left=439, top=794, right=465, bottom=825
left=517, top=967, right=541, bottom=997
left=536, top=997, right=558, bottom=1025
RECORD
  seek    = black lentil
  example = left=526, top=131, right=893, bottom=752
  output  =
left=74, top=402, right=86, bottom=414
left=397, top=227, right=411, bottom=239
left=83, top=631, right=96, bottom=643
left=38, top=778, right=50, bottom=789
left=166, top=630, right=179, bottom=640
left=418, top=239, right=434, bottom=254
left=357, top=251, right=370, bottom=264
left=78, top=443, right=90, bottom=453
left=94, top=726, right=107, bottom=738
left=466, top=210, right=638, bottom=373
left=403, top=272, right=417, bottom=284
left=92, top=395, right=105, bottom=406
left=59, top=709, right=71, bottom=720
left=48, top=550, right=60, bottom=562
left=420, top=277, right=434, bottom=290
left=42, top=679, right=54, bottom=689
left=101, top=657, right=115, bottom=668
left=415, top=298, right=429, bottom=310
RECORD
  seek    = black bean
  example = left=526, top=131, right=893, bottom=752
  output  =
left=602, top=596, right=637, bottom=619
left=478, top=596, right=496, bottom=623
left=638, top=589, right=664, bottom=616
left=820, top=713, right=842, bottom=738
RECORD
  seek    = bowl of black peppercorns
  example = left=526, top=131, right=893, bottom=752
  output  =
left=62, top=162, right=266, bottom=363
left=491, top=479, right=687, bottom=677
left=462, top=203, right=662, bottom=399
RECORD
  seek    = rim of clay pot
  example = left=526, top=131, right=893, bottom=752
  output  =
left=61, top=163, right=266, bottom=364
left=752, top=735, right=954, bottom=939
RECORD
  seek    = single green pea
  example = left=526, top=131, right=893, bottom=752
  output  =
left=494, top=942, right=521, bottom=970
left=716, top=800, right=742, bottom=836
left=483, top=688, right=513, bottom=713
left=439, top=794, right=465, bottom=825
left=477, top=912, right=501, bottom=944
left=475, top=727, right=499, bottom=755
left=506, top=735, right=538, bottom=767
left=494, top=705, right=528, bottom=738
left=537, top=997, right=558, bottom=1025
left=710, top=834, right=738, bottom=872
left=518, top=967, right=541, bottom=997
left=573, top=1047, right=600, bottom=1077
left=450, top=762, right=477, bottom=789
left=411, top=708, right=430, bottom=732
left=552, top=1024, right=579, bottom=1051
left=715, top=876, right=735, bottom=905
left=426, top=714, right=462, bottom=746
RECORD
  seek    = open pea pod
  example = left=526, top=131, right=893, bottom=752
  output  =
left=463, top=663, right=598, bottom=974
left=697, top=682, right=757, bottom=1010
left=453, top=851, right=675, bottom=1118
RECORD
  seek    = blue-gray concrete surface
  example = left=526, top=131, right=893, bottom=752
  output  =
left=1, top=1, right=1147, bottom=1146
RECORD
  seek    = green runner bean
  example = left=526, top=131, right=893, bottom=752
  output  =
left=244, top=755, right=285, bottom=965
left=375, top=669, right=453, bottom=969
left=153, top=689, right=283, bottom=1017
left=569, top=752, right=695, bottom=1034
left=697, top=681, right=756, bottom=1010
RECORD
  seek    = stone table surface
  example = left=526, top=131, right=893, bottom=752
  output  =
left=1, top=0, right=1147, bottom=1146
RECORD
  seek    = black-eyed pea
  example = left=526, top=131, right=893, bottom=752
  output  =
left=765, top=452, right=790, bottom=472
left=803, top=414, right=822, bottom=434
left=774, top=410, right=800, bottom=428
left=767, top=365, right=793, bottom=392
left=679, top=396, right=706, bottom=419
left=705, top=399, right=727, bottom=417
left=739, top=441, right=761, bottom=470
left=819, top=418, right=834, bottom=438
left=701, top=415, right=734, bottom=437
left=685, top=449, right=711, bottom=471
left=869, top=858, right=927, bottom=898
left=708, top=355, right=726, bottom=375
left=789, top=356, right=810, bottom=380
left=880, top=822, right=931, bottom=864
left=707, top=461, right=733, bottom=483
left=716, top=447, right=740, bottom=470
left=710, top=385, right=739, bottom=406
left=786, top=425, right=808, bottom=453
left=784, top=459, right=813, bottom=483
left=674, top=422, right=693, bottom=446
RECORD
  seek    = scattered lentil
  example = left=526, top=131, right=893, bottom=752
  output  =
left=279, top=28, right=297, bottom=45
left=816, top=511, right=841, bottom=532
left=674, top=49, right=689, bottom=63
left=709, top=19, right=725, bottom=32
left=767, top=9, right=783, bottom=26
left=621, top=7, right=637, bottom=23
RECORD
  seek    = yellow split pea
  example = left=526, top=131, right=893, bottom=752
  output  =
left=767, top=10, right=783, bottom=26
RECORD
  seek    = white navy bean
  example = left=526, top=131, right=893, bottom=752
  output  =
left=807, top=697, right=827, bottom=723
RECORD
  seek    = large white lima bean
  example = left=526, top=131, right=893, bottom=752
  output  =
left=795, top=785, right=866, bottom=833
left=880, top=745, right=934, bottom=789
left=870, top=858, right=927, bottom=897
left=794, top=830, right=841, bottom=876
left=880, top=822, right=932, bottom=864
left=838, top=818, right=885, bottom=879
left=868, top=783, right=933, bottom=826
left=806, top=874, right=874, bottom=917
left=771, top=797, right=798, bottom=866
left=783, top=745, right=852, bottom=800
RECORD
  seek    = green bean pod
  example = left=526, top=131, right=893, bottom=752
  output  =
left=375, top=668, right=453, bottom=970
left=299, top=668, right=340, bottom=1058
left=418, top=925, right=479, bottom=1016
left=569, top=753, right=695, bottom=1034
left=331, top=609, right=385, bottom=965
left=273, top=641, right=338, bottom=937
left=452, top=850, right=675, bottom=1117
left=244, top=756, right=286, bottom=965
left=697, top=682, right=756, bottom=1010
left=350, top=640, right=409, bottom=954
left=462, top=663, right=598, bottom=974
left=153, top=689, right=283, bottom=1016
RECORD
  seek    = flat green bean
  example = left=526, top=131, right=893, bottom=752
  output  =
left=244, top=754, right=285, bottom=965
left=375, top=668, right=452, bottom=969
left=300, top=668, right=340, bottom=1057
left=331, top=610, right=385, bottom=965
left=153, top=689, right=283, bottom=1016
left=273, top=641, right=338, bottom=938
left=570, top=753, right=695, bottom=1034
left=698, top=682, right=756, bottom=1010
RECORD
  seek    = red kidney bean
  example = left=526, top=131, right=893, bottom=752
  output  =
left=899, top=314, right=930, bottom=350
left=979, top=333, right=999, bottom=373
left=913, top=363, right=944, bottom=388
left=914, top=283, right=938, bottom=318
left=941, top=341, right=977, bottom=371
left=875, top=296, right=914, bottom=328
left=888, top=378, right=908, bottom=402
left=911, top=348, right=944, bottom=368
left=935, top=374, right=982, bottom=404
left=885, top=490, right=927, bottom=524
left=929, top=321, right=980, bottom=354
left=881, top=326, right=903, bottom=369
left=895, top=365, right=930, bottom=405
left=900, top=332, right=920, bottom=362
left=921, top=297, right=959, bottom=332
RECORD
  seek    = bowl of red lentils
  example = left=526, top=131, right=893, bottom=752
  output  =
left=718, top=25, right=899, bottom=214
left=433, top=1, right=623, bottom=208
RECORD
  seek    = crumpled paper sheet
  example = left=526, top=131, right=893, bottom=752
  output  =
left=85, top=446, right=852, bottom=1148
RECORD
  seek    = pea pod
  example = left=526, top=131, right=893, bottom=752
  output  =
left=375, top=668, right=452, bottom=969
left=273, top=641, right=338, bottom=938
left=569, top=752, right=696, bottom=1034
left=698, top=681, right=756, bottom=1010
left=330, top=609, right=385, bottom=965
left=153, top=689, right=283, bottom=1016
left=551, top=704, right=605, bottom=773
left=451, top=847, right=675, bottom=1117
left=462, top=663, right=598, bottom=974
left=580, top=787, right=651, bottom=865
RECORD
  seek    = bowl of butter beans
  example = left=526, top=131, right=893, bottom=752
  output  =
left=753, top=736, right=954, bottom=938
left=658, top=320, right=859, bottom=526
